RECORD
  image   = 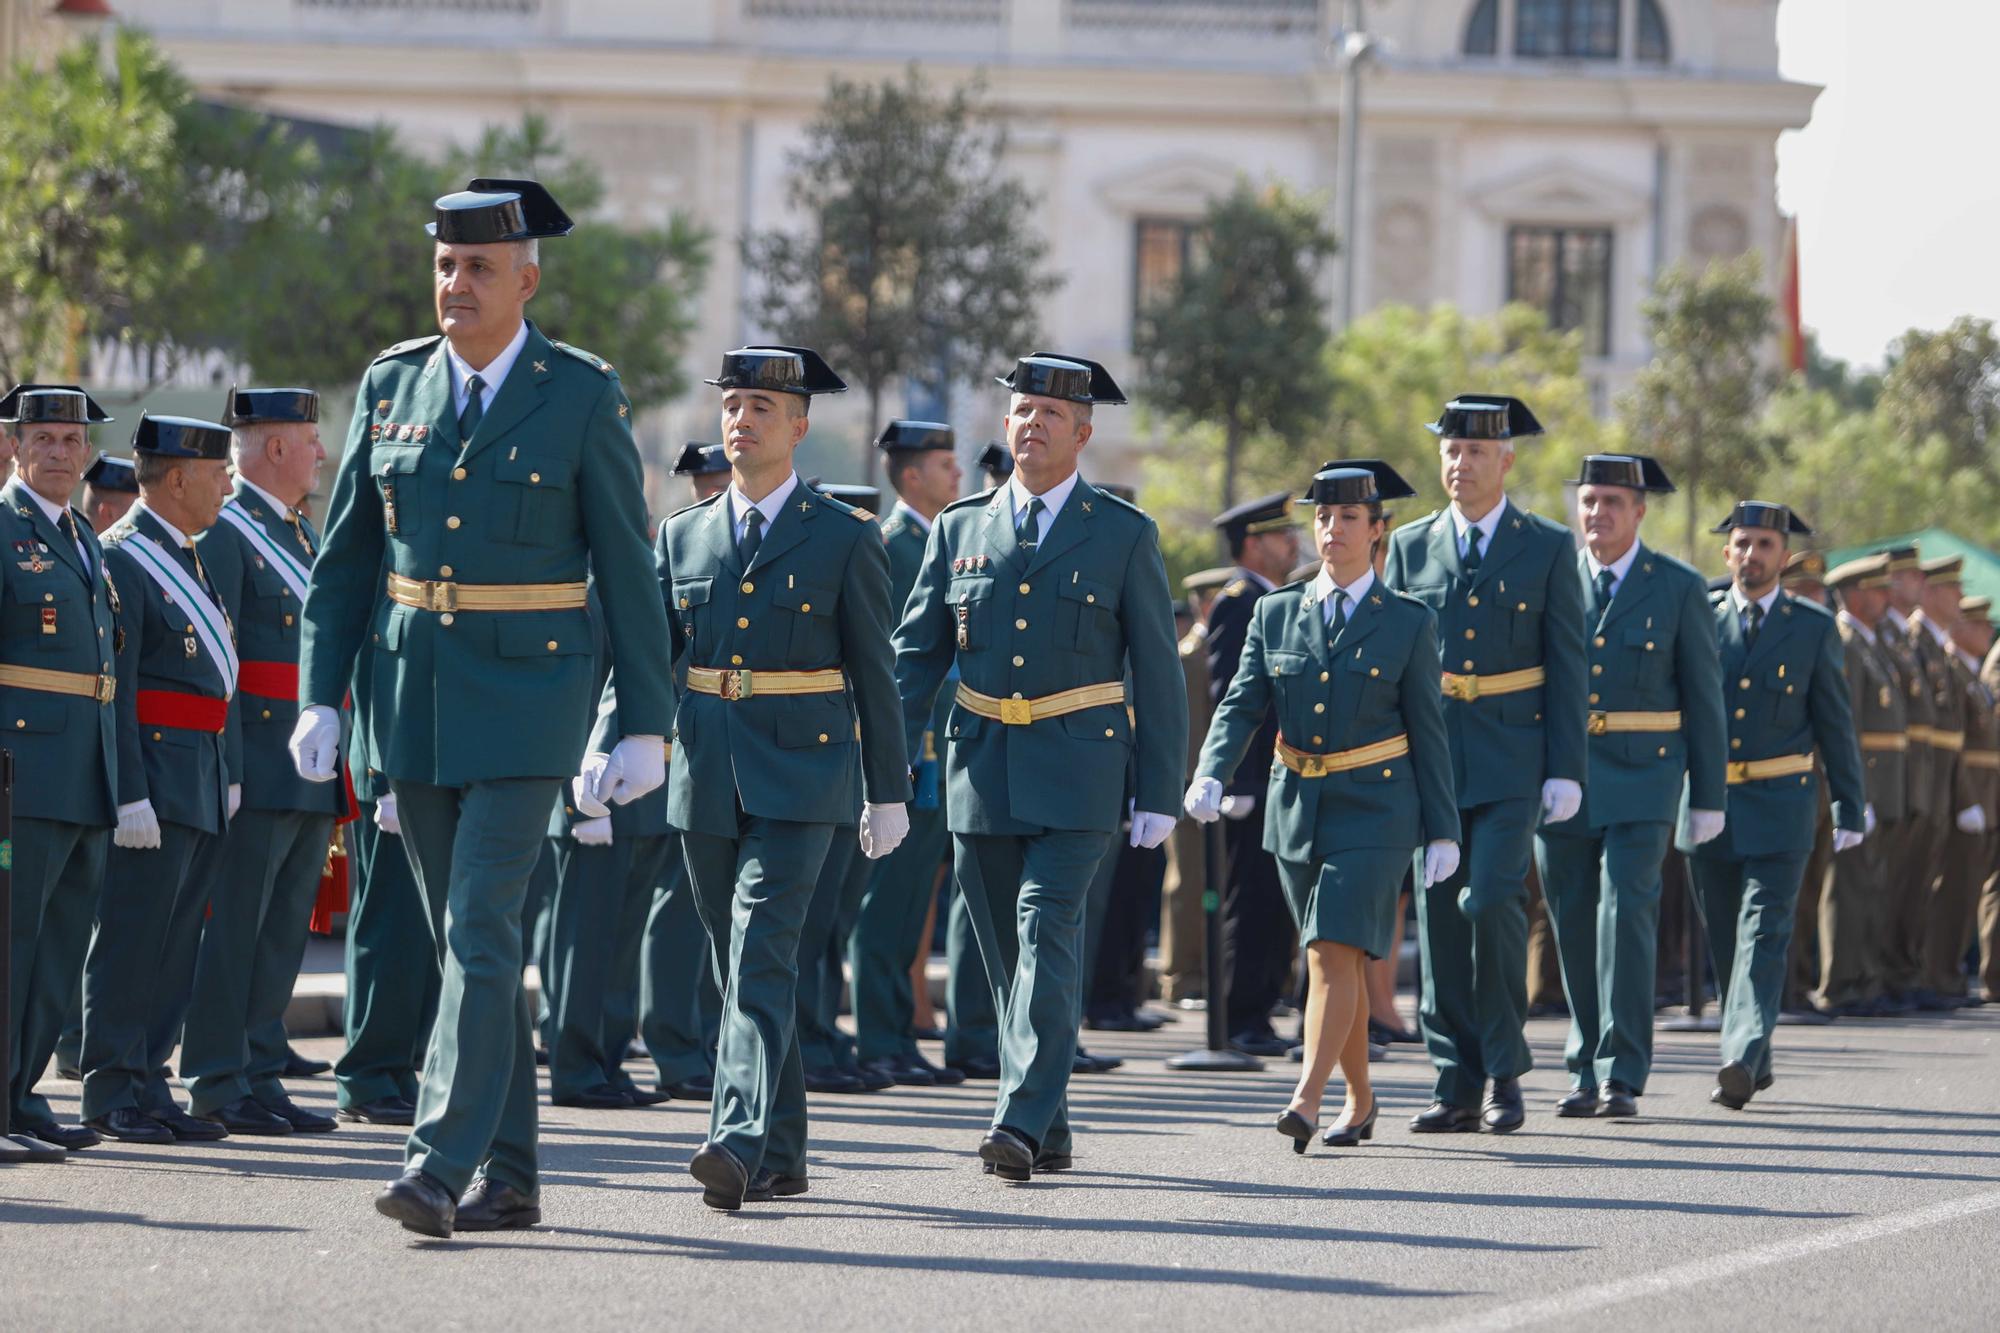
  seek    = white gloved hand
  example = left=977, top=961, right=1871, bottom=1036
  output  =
left=1129, top=811, right=1176, bottom=850
left=603, top=735, right=667, bottom=806
left=1957, top=804, right=1988, bottom=835
left=1422, top=839, right=1460, bottom=887
left=1864, top=803, right=1877, bottom=836
left=1540, top=778, right=1582, bottom=824
left=859, top=802, right=910, bottom=860
left=227, top=783, right=242, bottom=819
left=1683, top=808, right=1726, bottom=847
left=115, top=799, right=161, bottom=850
left=1221, top=793, right=1258, bottom=820
left=572, top=751, right=612, bottom=818
left=1833, top=828, right=1865, bottom=854
left=288, top=703, right=341, bottom=782
left=1182, top=776, right=1224, bottom=824
left=374, top=793, right=401, bottom=837
left=574, top=815, right=614, bottom=847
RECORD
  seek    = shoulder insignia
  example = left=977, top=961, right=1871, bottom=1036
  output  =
left=1093, top=487, right=1144, bottom=516
left=553, top=341, right=614, bottom=375
left=848, top=507, right=875, bottom=522
left=373, top=334, right=442, bottom=363
left=1222, top=579, right=1248, bottom=597
left=942, top=491, right=992, bottom=515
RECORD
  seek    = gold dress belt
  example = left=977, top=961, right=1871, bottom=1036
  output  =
left=1961, top=750, right=2000, bottom=771
left=1440, top=665, right=1545, bottom=702
left=685, top=667, right=845, bottom=701
left=386, top=572, right=587, bottom=613
left=1274, top=732, right=1410, bottom=778
left=1588, top=710, right=1682, bottom=736
left=1859, top=731, right=1909, bottom=753
left=955, top=681, right=1126, bottom=726
left=1725, top=753, right=1815, bottom=784
left=0, top=662, right=116, bottom=704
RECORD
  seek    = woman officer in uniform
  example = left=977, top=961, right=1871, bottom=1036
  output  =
left=1185, top=463, right=1459, bottom=1151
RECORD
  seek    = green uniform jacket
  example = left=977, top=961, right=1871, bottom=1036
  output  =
left=1543, top=545, right=1727, bottom=832
left=1384, top=500, right=1588, bottom=808
left=597, top=481, right=911, bottom=836
left=1839, top=617, right=1908, bottom=822
left=894, top=479, right=1187, bottom=835
left=299, top=323, right=672, bottom=782
left=1689, top=589, right=1866, bottom=859
left=196, top=481, right=344, bottom=816
left=0, top=478, right=120, bottom=826
left=1195, top=578, right=1458, bottom=862
left=102, top=506, right=231, bottom=835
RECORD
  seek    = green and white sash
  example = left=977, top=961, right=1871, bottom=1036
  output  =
left=218, top=498, right=312, bottom=603
left=115, top=517, right=239, bottom=698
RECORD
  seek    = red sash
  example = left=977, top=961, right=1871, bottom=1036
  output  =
left=136, top=689, right=227, bottom=734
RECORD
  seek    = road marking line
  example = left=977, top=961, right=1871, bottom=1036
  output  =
left=1414, top=1188, right=2000, bottom=1332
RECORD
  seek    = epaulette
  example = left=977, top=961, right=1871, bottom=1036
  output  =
left=553, top=341, right=614, bottom=375
left=1221, top=579, right=1249, bottom=598
left=1092, top=487, right=1145, bottom=516
left=372, top=334, right=442, bottom=363
left=668, top=491, right=725, bottom=521
left=942, top=490, right=994, bottom=515
left=813, top=492, right=873, bottom=523
left=1710, top=589, right=1729, bottom=606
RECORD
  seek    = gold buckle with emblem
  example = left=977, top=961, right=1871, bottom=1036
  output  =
left=718, top=669, right=752, bottom=701
left=998, top=697, right=1034, bottom=726
left=95, top=673, right=116, bottom=704
left=1588, top=711, right=1608, bottom=736
left=1441, top=672, right=1480, bottom=702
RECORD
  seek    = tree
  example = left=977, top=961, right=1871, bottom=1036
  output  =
left=743, top=67, right=1059, bottom=457
left=1134, top=180, right=1338, bottom=508
left=1618, top=254, right=1774, bottom=560
left=1875, top=315, right=2000, bottom=475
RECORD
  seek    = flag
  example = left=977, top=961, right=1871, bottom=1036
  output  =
left=1779, top=214, right=1804, bottom=375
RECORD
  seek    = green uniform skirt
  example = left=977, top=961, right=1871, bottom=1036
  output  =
left=1275, top=845, right=1413, bottom=959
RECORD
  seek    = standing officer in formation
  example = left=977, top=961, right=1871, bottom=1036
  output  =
left=1383, top=395, right=1586, bottom=1134
left=1878, top=546, right=1937, bottom=1013
left=1688, top=502, right=1865, bottom=1109
left=81, top=452, right=139, bottom=533
left=580, top=345, right=911, bottom=1212
left=79, top=414, right=236, bottom=1145
left=1929, top=589, right=1996, bottom=1005
left=1910, top=556, right=1981, bottom=1007
left=894, top=353, right=1185, bottom=1183
left=1535, top=455, right=1727, bottom=1120
left=0, top=387, right=121, bottom=1155
left=294, top=179, right=674, bottom=1237
left=179, top=388, right=343, bottom=1136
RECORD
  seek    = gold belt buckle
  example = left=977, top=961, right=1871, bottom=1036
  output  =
left=425, top=580, right=457, bottom=613
left=1726, top=761, right=1750, bottom=783
left=95, top=674, right=116, bottom=704
left=1587, top=711, right=1609, bottom=737
left=718, top=669, right=751, bottom=702
left=1299, top=753, right=1328, bottom=778
left=1443, top=673, right=1479, bottom=702
left=998, top=697, right=1034, bottom=726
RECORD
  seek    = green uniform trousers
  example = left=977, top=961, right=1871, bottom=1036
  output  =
left=335, top=804, right=443, bottom=1109
left=525, top=840, right=558, bottom=1047
left=850, top=801, right=949, bottom=1063
left=7, top=817, right=108, bottom=1130
left=1689, top=849, right=1811, bottom=1082
left=681, top=817, right=838, bottom=1179
left=1417, top=796, right=1537, bottom=1109
left=80, top=824, right=225, bottom=1120
left=799, top=830, right=871, bottom=1073
left=1817, top=816, right=1896, bottom=1010
left=393, top=778, right=560, bottom=1198
left=641, top=856, right=721, bottom=1086
left=1535, top=820, right=1673, bottom=1093
left=954, top=829, right=1113, bottom=1155
left=944, top=882, right=997, bottom=1065
left=546, top=832, right=675, bottom=1100
left=181, top=809, right=337, bottom=1115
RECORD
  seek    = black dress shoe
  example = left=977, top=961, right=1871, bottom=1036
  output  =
left=87, top=1107, right=175, bottom=1144
left=617, top=1081, right=672, bottom=1106
left=201, top=1096, right=294, bottom=1136
left=744, top=1168, right=810, bottom=1202
left=1368, top=1019, right=1422, bottom=1046
left=803, top=1066, right=867, bottom=1094
left=1275, top=1109, right=1315, bottom=1154
left=979, top=1126, right=1035, bottom=1182
left=1481, top=1077, right=1525, bottom=1133
left=1229, top=1032, right=1293, bottom=1058
left=912, top=1025, right=945, bottom=1041
left=259, top=1093, right=338, bottom=1133
left=534, top=1046, right=551, bottom=1066
left=689, top=1141, right=749, bottom=1212
left=947, top=1055, right=1003, bottom=1080
left=283, top=1049, right=333, bottom=1078
left=1555, top=1085, right=1599, bottom=1118
left=1409, top=1100, right=1478, bottom=1133
left=337, top=1096, right=416, bottom=1126
left=551, top=1083, right=634, bottom=1109
left=455, top=1177, right=542, bottom=1231
left=1321, top=1101, right=1378, bottom=1147
left=981, top=1146, right=1073, bottom=1176
left=846, top=1060, right=894, bottom=1091
left=1072, top=1051, right=1123, bottom=1074
left=157, top=1106, right=230, bottom=1141
left=20, top=1120, right=100, bottom=1151
left=1595, top=1082, right=1638, bottom=1119
left=1755, top=1072, right=1774, bottom=1093
left=1713, top=1060, right=1755, bottom=1110
left=906, top=1051, right=965, bottom=1086
left=665, top=1075, right=714, bottom=1101
left=375, top=1169, right=455, bottom=1238
left=860, top=1055, right=934, bottom=1088
left=1084, top=1010, right=1147, bottom=1032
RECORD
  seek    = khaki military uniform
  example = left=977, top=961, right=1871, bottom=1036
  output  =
left=1816, top=615, right=1907, bottom=1010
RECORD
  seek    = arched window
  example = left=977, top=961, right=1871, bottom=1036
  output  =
left=1637, top=0, right=1671, bottom=64
left=1464, top=0, right=1499, bottom=56
left=1516, top=0, right=1619, bottom=59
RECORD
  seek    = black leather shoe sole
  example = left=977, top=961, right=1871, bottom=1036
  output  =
left=1595, top=1091, right=1638, bottom=1119
left=283, top=1055, right=333, bottom=1078
left=1716, top=1061, right=1756, bottom=1109
left=689, top=1144, right=748, bottom=1212
left=86, top=1112, right=174, bottom=1145
left=159, top=1112, right=230, bottom=1142
left=455, top=1195, right=542, bottom=1231
left=375, top=1178, right=454, bottom=1238
left=979, top=1131, right=1034, bottom=1183
left=1409, top=1107, right=1478, bottom=1133
left=1481, top=1108, right=1525, bottom=1133
left=1555, top=1089, right=1599, bottom=1118
left=665, top=1080, right=713, bottom=1101
left=337, top=1101, right=416, bottom=1126
left=551, top=1088, right=632, bottom=1109
left=23, top=1122, right=101, bottom=1151
left=947, top=1059, right=1002, bottom=1080
left=744, top=1173, right=809, bottom=1203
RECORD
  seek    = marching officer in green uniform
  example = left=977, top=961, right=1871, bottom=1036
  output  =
left=81, top=451, right=139, bottom=533
left=895, top=353, right=1186, bottom=1183
left=1687, top=501, right=1866, bottom=1109
left=579, top=345, right=912, bottom=1211
left=79, top=414, right=237, bottom=1145
left=1382, top=395, right=1588, bottom=1134
left=0, top=386, right=122, bottom=1155
left=851, top=421, right=968, bottom=1087
left=294, top=179, right=674, bottom=1236
left=180, top=388, right=344, bottom=1136
left=1534, top=455, right=1728, bottom=1120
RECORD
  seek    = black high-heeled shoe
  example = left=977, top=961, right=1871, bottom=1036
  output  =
left=1275, top=1109, right=1316, bottom=1154
left=1320, top=1101, right=1378, bottom=1147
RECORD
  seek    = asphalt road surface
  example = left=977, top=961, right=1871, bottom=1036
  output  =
left=4, top=1009, right=1997, bottom=1331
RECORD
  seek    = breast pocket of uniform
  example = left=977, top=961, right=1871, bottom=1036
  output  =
left=249, top=567, right=300, bottom=642
left=1055, top=576, right=1118, bottom=654
left=1766, top=663, right=1806, bottom=725
left=949, top=576, right=994, bottom=650
left=374, top=447, right=424, bottom=535
left=774, top=582, right=837, bottom=660
left=672, top=578, right=712, bottom=649
left=1624, top=627, right=1670, bottom=685
left=492, top=453, right=574, bottom=547
left=1508, top=589, right=1542, bottom=649
left=6, top=570, right=80, bottom=651
left=1343, top=644, right=1404, bottom=710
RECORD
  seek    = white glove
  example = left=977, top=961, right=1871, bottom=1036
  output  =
left=288, top=704, right=341, bottom=782
left=1540, top=778, right=1582, bottom=824
left=374, top=793, right=401, bottom=837
left=572, top=752, right=612, bottom=818
left=227, top=784, right=242, bottom=819
left=1864, top=803, right=1877, bottom=836
left=859, top=802, right=910, bottom=860
left=115, top=799, right=161, bottom=850
left=1833, top=828, right=1865, bottom=854
left=1958, top=805, right=1988, bottom=835
left=1421, top=839, right=1460, bottom=887
left=1129, top=811, right=1176, bottom=850
left=574, top=815, right=614, bottom=847
left=1182, top=776, right=1224, bottom=824
left=604, top=735, right=667, bottom=806
left=1221, top=793, right=1258, bottom=820
left=1682, top=808, right=1726, bottom=847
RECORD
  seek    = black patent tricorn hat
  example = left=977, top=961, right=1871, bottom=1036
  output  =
left=0, top=382, right=111, bottom=424
left=131, top=414, right=232, bottom=461
left=226, top=387, right=319, bottom=427
left=875, top=419, right=955, bottom=453
left=995, top=352, right=1126, bottom=405
left=428, top=177, right=575, bottom=243
left=1298, top=459, right=1417, bottom=507
left=672, top=442, right=730, bottom=477
left=1426, top=394, right=1543, bottom=440
left=1713, top=500, right=1811, bottom=536
left=1575, top=453, right=1675, bottom=494
left=706, top=346, right=846, bottom=398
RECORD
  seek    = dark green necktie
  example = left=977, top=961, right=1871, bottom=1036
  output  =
left=1463, top=526, right=1484, bottom=571
left=1017, top=496, right=1044, bottom=553
left=1328, top=589, right=1349, bottom=640
left=739, top=506, right=765, bottom=567
left=1745, top=601, right=1764, bottom=645
left=1593, top=568, right=1616, bottom=619
left=458, top=372, right=485, bottom=439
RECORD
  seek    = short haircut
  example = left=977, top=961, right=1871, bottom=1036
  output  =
left=518, top=238, right=539, bottom=267
left=135, top=454, right=184, bottom=489
left=885, top=452, right=921, bottom=495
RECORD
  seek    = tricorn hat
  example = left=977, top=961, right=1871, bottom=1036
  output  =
left=672, top=442, right=730, bottom=477
left=1575, top=453, right=1675, bottom=493
left=975, top=441, right=1013, bottom=483
left=995, top=352, right=1126, bottom=405
left=131, top=414, right=231, bottom=461
left=428, top=177, right=575, bottom=243
left=82, top=453, right=139, bottom=493
left=875, top=420, right=955, bottom=454
left=1426, top=394, right=1543, bottom=441
left=1712, top=500, right=1812, bottom=536
left=1297, top=460, right=1418, bottom=507
left=706, top=346, right=846, bottom=398
left=0, top=382, right=111, bottom=425
left=225, top=387, right=319, bottom=427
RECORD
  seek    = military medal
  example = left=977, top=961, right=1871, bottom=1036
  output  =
left=378, top=399, right=392, bottom=416
left=185, top=635, right=198, bottom=658
left=40, top=607, right=56, bottom=635
left=383, top=480, right=399, bottom=535
left=956, top=604, right=971, bottom=650
left=415, top=425, right=428, bottom=442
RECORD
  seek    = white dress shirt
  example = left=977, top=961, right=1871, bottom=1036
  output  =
left=1585, top=541, right=1641, bottom=599
left=446, top=319, right=530, bottom=418
left=728, top=471, right=800, bottom=545
left=1450, top=495, right=1507, bottom=560
left=1004, top=469, right=1080, bottom=545
left=1728, top=583, right=1781, bottom=636
left=1311, top=566, right=1376, bottom=626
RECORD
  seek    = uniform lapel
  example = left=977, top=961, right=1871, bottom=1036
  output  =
left=703, top=493, right=742, bottom=577
left=1330, top=579, right=1386, bottom=658
left=746, top=483, right=814, bottom=576
left=1024, top=479, right=1096, bottom=577
left=5, top=479, right=88, bottom=583
left=1739, top=590, right=1795, bottom=675
left=984, top=488, right=1025, bottom=571
left=1598, top=544, right=1655, bottom=634
left=1298, top=582, right=1334, bottom=670
left=459, top=323, right=556, bottom=466
left=1470, top=500, right=1530, bottom=590
left=1428, top=511, right=1466, bottom=585
left=415, top=340, right=459, bottom=455
left=1715, top=593, right=1746, bottom=674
